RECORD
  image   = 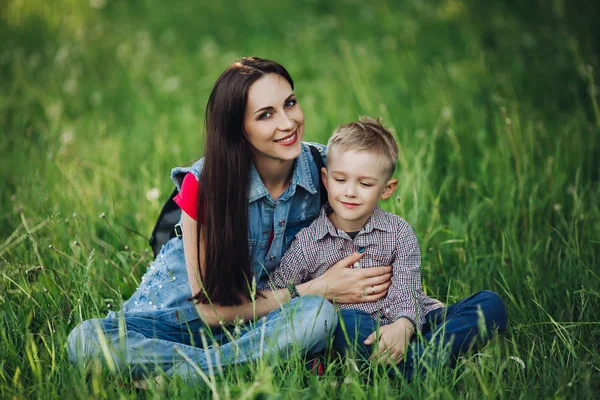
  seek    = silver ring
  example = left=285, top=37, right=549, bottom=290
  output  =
left=370, top=286, right=375, bottom=295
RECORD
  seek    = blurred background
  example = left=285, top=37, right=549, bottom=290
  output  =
left=1, top=0, right=599, bottom=397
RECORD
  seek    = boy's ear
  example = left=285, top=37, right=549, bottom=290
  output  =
left=320, top=167, right=329, bottom=190
left=380, top=178, right=398, bottom=200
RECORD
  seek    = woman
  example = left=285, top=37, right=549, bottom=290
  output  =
left=67, top=57, right=393, bottom=381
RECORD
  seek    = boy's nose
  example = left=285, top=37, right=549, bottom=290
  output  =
left=344, top=185, right=358, bottom=197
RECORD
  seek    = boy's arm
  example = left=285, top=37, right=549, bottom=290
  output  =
left=385, top=222, right=425, bottom=332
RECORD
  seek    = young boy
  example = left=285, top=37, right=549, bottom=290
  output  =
left=268, top=117, right=445, bottom=366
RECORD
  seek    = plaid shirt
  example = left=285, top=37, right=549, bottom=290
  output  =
left=268, top=205, right=444, bottom=330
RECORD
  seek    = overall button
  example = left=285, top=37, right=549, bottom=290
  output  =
left=269, top=255, right=276, bottom=261
left=278, top=220, right=285, bottom=227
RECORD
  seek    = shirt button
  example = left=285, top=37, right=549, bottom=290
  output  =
left=279, top=219, right=285, bottom=227
left=269, top=255, right=276, bottom=261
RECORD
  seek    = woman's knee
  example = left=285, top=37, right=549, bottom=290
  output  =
left=67, top=318, right=124, bottom=368
left=67, top=319, right=104, bottom=364
left=291, top=295, right=337, bottom=346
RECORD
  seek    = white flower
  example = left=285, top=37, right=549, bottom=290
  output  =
left=90, top=0, right=107, bottom=9
left=63, top=77, right=78, bottom=94
left=163, top=76, right=180, bottom=92
left=61, top=129, right=74, bottom=145
left=442, top=106, right=453, bottom=120
left=55, top=46, right=69, bottom=64
left=508, top=356, right=526, bottom=369
left=146, top=187, right=160, bottom=202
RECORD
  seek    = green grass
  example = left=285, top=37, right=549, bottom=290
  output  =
left=1, top=0, right=599, bottom=398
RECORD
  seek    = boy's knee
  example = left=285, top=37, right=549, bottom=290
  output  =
left=333, top=309, right=375, bottom=357
left=475, top=290, right=507, bottom=331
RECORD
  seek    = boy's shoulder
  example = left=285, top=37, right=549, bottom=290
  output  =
left=374, top=207, right=411, bottom=230
left=373, top=207, right=418, bottom=243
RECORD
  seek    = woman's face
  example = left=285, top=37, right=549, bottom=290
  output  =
left=244, top=73, right=304, bottom=163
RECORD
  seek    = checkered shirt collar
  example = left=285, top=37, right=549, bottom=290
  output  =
left=313, top=204, right=395, bottom=240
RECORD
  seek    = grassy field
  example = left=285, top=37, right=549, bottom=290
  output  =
left=1, top=0, right=599, bottom=398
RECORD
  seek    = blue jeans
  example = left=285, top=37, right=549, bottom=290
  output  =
left=67, top=295, right=336, bottom=382
left=333, top=290, right=508, bottom=380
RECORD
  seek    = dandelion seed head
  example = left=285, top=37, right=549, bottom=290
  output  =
left=61, top=129, right=74, bottom=145
left=442, top=106, right=453, bottom=120
left=146, top=187, right=160, bottom=201
left=90, top=0, right=107, bottom=9
left=63, top=77, right=78, bottom=94
left=163, top=76, right=180, bottom=92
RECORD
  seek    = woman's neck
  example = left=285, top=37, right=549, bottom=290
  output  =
left=253, top=157, right=295, bottom=200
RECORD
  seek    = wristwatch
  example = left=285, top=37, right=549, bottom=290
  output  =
left=287, top=282, right=300, bottom=299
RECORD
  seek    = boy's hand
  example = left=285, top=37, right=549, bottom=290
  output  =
left=364, top=317, right=414, bottom=365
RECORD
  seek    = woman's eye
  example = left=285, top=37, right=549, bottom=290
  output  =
left=334, top=178, right=346, bottom=183
left=258, top=111, right=272, bottom=120
left=285, top=99, right=297, bottom=108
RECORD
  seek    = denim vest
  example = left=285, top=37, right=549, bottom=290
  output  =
left=117, top=142, right=326, bottom=323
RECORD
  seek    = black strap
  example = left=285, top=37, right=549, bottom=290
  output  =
left=308, top=144, right=328, bottom=207
left=148, top=187, right=181, bottom=257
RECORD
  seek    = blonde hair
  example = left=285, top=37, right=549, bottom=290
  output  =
left=326, top=116, right=399, bottom=178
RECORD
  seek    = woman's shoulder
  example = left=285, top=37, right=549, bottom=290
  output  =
left=170, top=158, right=204, bottom=191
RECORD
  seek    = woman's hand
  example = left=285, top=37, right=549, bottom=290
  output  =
left=301, top=252, right=392, bottom=303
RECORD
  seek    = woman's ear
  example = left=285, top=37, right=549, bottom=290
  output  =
left=380, top=178, right=398, bottom=200
left=321, top=167, right=329, bottom=190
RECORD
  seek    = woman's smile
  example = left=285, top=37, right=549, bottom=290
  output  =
left=274, top=129, right=299, bottom=146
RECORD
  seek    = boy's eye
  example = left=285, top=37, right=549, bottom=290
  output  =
left=285, top=99, right=297, bottom=108
left=360, top=182, right=374, bottom=187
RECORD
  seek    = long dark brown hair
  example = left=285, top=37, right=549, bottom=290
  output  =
left=192, top=57, right=294, bottom=306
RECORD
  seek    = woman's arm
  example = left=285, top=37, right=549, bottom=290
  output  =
left=182, top=211, right=393, bottom=326
left=182, top=211, right=293, bottom=326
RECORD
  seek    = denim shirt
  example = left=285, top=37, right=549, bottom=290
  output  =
left=117, top=142, right=326, bottom=323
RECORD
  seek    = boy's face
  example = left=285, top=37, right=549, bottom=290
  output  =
left=322, top=149, right=398, bottom=232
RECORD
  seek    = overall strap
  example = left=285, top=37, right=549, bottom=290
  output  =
left=307, top=144, right=328, bottom=207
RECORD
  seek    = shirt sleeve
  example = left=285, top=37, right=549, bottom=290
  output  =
left=267, top=230, right=313, bottom=290
left=173, top=173, right=204, bottom=223
left=386, top=222, right=426, bottom=331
